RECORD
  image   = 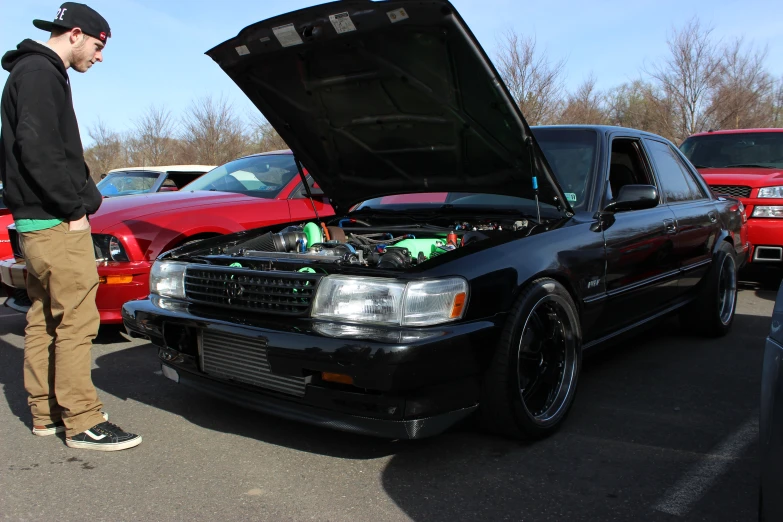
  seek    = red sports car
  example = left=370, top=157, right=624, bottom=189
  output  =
left=680, top=128, right=781, bottom=267
left=1, top=150, right=333, bottom=322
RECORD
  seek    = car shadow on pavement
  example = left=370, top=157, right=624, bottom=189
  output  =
left=378, top=313, right=765, bottom=521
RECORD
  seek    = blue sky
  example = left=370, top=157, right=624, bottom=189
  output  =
left=2, top=0, right=782, bottom=146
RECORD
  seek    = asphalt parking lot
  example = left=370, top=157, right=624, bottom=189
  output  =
left=0, top=283, right=776, bottom=522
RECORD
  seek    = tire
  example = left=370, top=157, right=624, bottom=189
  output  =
left=479, top=278, right=582, bottom=440
left=681, top=241, right=738, bottom=337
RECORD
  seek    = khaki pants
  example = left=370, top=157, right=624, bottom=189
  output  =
left=20, top=222, right=105, bottom=437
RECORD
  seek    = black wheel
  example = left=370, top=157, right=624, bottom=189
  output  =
left=682, top=241, right=738, bottom=337
left=480, top=278, right=582, bottom=440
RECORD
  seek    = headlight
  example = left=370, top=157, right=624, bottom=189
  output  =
left=149, top=261, right=188, bottom=299
left=92, top=234, right=129, bottom=262
left=752, top=206, right=783, bottom=218
left=312, top=275, right=468, bottom=326
left=758, top=186, right=783, bottom=198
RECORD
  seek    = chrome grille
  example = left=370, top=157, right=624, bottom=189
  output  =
left=185, top=266, right=320, bottom=316
left=200, top=330, right=309, bottom=397
left=710, top=185, right=751, bottom=198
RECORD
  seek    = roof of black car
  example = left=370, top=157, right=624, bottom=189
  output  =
left=532, top=124, right=666, bottom=140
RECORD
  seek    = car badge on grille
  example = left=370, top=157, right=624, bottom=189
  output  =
left=226, top=281, right=244, bottom=300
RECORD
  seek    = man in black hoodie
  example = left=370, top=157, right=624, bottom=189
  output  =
left=0, top=2, right=141, bottom=451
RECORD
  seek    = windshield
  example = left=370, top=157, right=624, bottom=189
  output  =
left=354, top=128, right=597, bottom=213
left=97, top=171, right=160, bottom=196
left=183, top=154, right=298, bottom=198
left=533, top=128, right=597, bottom=209
left=680, top=132, right=783, bottom=169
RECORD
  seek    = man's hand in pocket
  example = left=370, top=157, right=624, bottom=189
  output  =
left=68, top=215, right=89, bottom=231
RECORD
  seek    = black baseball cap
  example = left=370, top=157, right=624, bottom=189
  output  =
left=33, top=2, right=111, bottom=44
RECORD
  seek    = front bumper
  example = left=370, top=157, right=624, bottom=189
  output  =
left=122, top=297, right=503, bottom=439
left=746, top=218, right=783, bottom=264
left=0, top=257, right=151, bottom=323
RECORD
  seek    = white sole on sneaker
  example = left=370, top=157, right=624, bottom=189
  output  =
left=31, top=412, right=109, bottom=437
left=65, top=435, right=142, bottom=452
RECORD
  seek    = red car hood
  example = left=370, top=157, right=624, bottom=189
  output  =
left=698, top=167, right=783, bottom=188
left=89, top=191, right=277, bottom=233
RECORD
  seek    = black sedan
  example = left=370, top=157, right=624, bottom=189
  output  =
left=122, top=0, right=747, bottom=441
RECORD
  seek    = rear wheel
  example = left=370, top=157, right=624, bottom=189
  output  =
left=681, top=241, right=737, bottom=337
left=480, top=278, right=582, bottom=440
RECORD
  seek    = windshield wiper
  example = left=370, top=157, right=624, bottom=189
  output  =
left=722, top=163, right=776, bottom=169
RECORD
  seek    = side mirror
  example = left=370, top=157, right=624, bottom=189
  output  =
left=604, top=184, right=658, bottom=212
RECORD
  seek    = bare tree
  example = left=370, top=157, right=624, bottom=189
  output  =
left=646, top=17, right=721, bottom=142
left=179, top=95, right=249, bottom=165
left=127, top=105, right=179, bottom=166
left=559, top=74, right=608, bottom=124
left=605, top=80, right=665, bottom=135
left=83, top=119, right=128, bottom=180
left=709, top=38, right=774, bottom=129
left=495, top=29, right=566, bottom=125
left=248, top=113, right=288, bottom=153
left=772, top=76, right=783, bottom=128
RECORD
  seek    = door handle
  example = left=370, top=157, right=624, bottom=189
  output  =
left=708, top=211, right=718, bottom=223
left=663, top=218, right=677, bottom=234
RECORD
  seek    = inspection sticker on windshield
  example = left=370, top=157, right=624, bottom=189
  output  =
left=272, top=23, right=303, bottom=47
left=565, top=193, right=577, bottom=202
left=329, top=12, right=356, bottom=34
left=387, top=8, right=409, bottom=23
left=234, top=45, right=250, bottom=56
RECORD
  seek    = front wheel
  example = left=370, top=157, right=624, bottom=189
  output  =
left=480, top=278, right=582, bottom=440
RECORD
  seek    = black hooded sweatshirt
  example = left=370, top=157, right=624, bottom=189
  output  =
left=0, top=39, right=102, bottom=222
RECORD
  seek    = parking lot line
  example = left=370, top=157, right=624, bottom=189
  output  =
left=651, top=414, right=759, bottom=517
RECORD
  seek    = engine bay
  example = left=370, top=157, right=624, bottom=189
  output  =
left=190, top=215, right=538, bottom=271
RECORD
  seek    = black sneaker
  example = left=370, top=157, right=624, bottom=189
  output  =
left=32, top=411, right=109, bottom=436
left=65, top=421, right=142, bottom=451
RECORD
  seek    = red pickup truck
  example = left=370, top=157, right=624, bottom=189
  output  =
left=680, top=128, right=782, bottom=269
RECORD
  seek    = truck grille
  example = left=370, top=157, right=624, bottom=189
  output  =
left=184, top=266, right=321, bottom=316
left=8, top=227, right=22, bottom=258
left=709, top=185, right=751, bottom=198
left=200, top=330, right=309, bottom=397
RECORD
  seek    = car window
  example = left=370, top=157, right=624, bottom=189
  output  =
left=184, top=155, right=298, bottom=199
left=604, top=138, right=657, bottom=208
left=531, top=128, right=598, bottom=210
left=645, top=140, right=703, bottom=203
left=672, top=146, right=709, bottom=200
left=96, top=171, right=160, bottom=196
left=680, top=131, right=783, bottom=169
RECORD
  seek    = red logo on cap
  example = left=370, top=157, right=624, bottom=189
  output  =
left=99, top=32, right=106, bottom=41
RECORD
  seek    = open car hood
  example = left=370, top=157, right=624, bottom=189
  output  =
left=205, top=0, right=572, bottom=216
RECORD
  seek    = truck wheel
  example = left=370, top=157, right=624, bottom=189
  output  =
left=682, top=241, right=737, bottom=337
left=480, top=278, right=582, bottom=440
